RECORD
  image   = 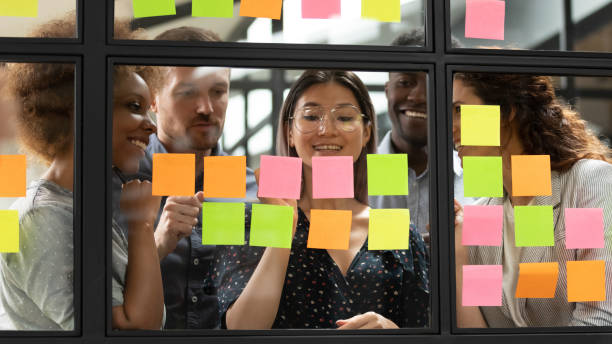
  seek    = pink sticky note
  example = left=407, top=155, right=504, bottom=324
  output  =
left=302, top=0, right=341, bottom=19
left=462, top=205, right=503, bottom=246
left=462, top=265, right=503, bottom=306
left=258, top=155, right=303, bottom=199
left=312, top=156, right=354, bottom=199
left=465, top=0, right=505, bottom=40
left=565, top=208, right=605, bottom=249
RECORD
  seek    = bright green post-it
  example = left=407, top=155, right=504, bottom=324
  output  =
left=132, top=0, right=176, bottom=18
left=368, top=209, right=410, bottom=250
left=463, top=156, right=503, bottom=197
left=514, top=205, right=554, bottom=247
left=367, top=154, right=408, bottom=196
left=460, top=105, right=500, bottom=146
left=202, top=202, right=245, bottom=245
left=192, top=0, right=233, bottom=18
left=361, top=0, right=401, bottom=23
left=0, top=210, right=19, bottom=253
left=0, top=0, right=37, bottom=17
left=249, top=204, right=294, bottom=248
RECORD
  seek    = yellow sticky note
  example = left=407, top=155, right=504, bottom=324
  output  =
left=515, top=262, right=559, bottom=298
left=368, top=209, right=410, bottom=250
left=0, top=0, right=37, bottom=17
left=511, top=155, right=552, bottom=196
left=0, top=210, right=19, bottom=253
left=460, top=105, right=500, bottom=146
left=567, top=260, right=606, bottom=302
left=361, top=0, right=400, bottom=23
left=0, top=155, right=27, bottom=197
left=152, top=153, right=195, bottom=196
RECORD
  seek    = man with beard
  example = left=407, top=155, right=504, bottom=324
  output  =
left=114, top=27, right=257, bottom=329
left=369, top=30, right=470, bottom=243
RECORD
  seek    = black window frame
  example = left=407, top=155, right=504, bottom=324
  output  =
left=0, top=0, right=609, bottom=342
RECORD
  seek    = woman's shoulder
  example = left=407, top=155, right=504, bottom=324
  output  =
left=563, top=159, right=612, bottom=180
left=11, top=179, right=73, bottom=217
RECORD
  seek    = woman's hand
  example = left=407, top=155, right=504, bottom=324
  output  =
left=120, top=179, right=162, bottom=230
left=454, top=199, right=467, bottom=260
left=254, top=168, right=298, bottom=236
left=336, top=312, right=400, bottom=329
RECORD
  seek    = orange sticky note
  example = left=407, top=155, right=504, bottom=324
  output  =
left=239, top=0, right=282, bottom=19
left=511, top=155, right=552, bottom=196
left=203, top=156, right=246, bottom=198
left=152, top=153, right=195, bottom=196
left=307, top=209, right=352, bottom=250
left=567, top=260, right=606, bottom=302
left=0, top=155, right=26, bottom=197
left=515, top=262, right=559, bottom=298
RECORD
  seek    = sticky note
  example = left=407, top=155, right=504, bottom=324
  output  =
left=302, top=0, right=341, bottom=19
left=565, top=208, right=605, bottom=249
left=258, top=155, right=302, bottom=199
left=0, top=0, right=37, bottom=17
left=307, top=209, right=352, bottom=250
left=465, top=0, right=505, bottom=40
left=239, top=0, right=282, bottom=20
left=515, top=262, right=559, bottom=298
left=192, top=0, right=233, bottom=18
left=0, top=210, right=19, bottom=253
left=152, top=154, right=195, bottom=196
left=462, top=265, right=503, bottom=306
left=368, top=209, right=410, bottom=250
left=460, top=105, right=500, bottom=146
left=462, top=156, right=503, bottom=197
left=514, top=206, right=554, bottom=247
left=132, top=0, right=176, bottom=18
left=312, top=156, right=354, bottom=199
left=361, top=0, right=400, bottom=23
left=203, top=156, right=246, bottom=198
left=250, top=204, right=294, bottom=248
left=202, top=202, right=245, bottom=245
left=0, top=155, right=26, bottom=197
left=511, top=155, right=552, bottom=196
left=462, top=205, right=503, bottom=246
left=567, top=260, right=606, bottom=302
left=367, top=154, right=408, bottom=196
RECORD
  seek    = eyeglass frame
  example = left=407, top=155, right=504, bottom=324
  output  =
left=288, top=104, right=371, bottom=133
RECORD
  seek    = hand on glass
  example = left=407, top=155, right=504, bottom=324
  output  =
left=120, top=179, right=162, bottom=231
left=336, top=312, right=400, bottom=329
left=154, top=191, right=204, bottom=260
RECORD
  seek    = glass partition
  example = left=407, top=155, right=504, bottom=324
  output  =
left=0, top=0, right=77, bottom=38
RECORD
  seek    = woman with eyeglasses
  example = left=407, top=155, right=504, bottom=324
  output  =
left=217, top=70, right=429, bottom=329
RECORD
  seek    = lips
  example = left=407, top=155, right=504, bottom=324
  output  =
left=313, top=144, right=342, bottom=151
left=400, top=110, right=427, bottom=119
left=127, top=136, right=148, bottom=151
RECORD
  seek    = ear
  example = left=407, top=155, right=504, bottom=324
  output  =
left=151, top=94, right=159, bottom=113
left=508, top=106, right=517, bottom=122
left=384, top=81, right=390, bottom=98
left=362, top=122, right=372, bottom=148
left=288, top=125, right=295, bottom=148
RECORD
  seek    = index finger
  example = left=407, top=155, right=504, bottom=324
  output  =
left=167, top=194, right=202, bottom=208
left=337, top=313, right=371, bottom=330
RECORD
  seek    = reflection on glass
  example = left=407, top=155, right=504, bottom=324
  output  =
left=0, top=0, right=77, bottom=38
left=452, top=72, right=612, bottom=328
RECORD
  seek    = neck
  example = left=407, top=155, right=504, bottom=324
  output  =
left=390, top=131, right=428, bottom=175
left=42, top=150, right=74, bottom=192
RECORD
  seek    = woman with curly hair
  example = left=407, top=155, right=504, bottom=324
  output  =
left=0, top=15, right=164, bottom=330
left=452, top=73, right=612, bottom=327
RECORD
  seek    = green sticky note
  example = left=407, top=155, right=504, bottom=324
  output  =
left=367, top=154, right=408, bottom=196
left=202, top=202, right=245, bottom=245
left=463, top=156, right=503, bottom=197
left=249, top=204, right=294, bottom=248
left=132, top=0, right=176, bottom=18
left=368, top=209, right=410, bottom=250
left=0, top=210, right=19, bottom=253
left=361, top=0, right=400, bottom=23
left=515, top=206, right=554, bottom=247
left=0, top=0, right=37, bottom=17
left=460, top=105, right=501, bottom=146
left=192, top=0, right=233, bottom=18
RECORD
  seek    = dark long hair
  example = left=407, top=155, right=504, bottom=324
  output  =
left=454, top=73, right=611, bottom=171
left=276, top=70, right=378, bottom=204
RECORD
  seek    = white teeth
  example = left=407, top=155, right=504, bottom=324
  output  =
left=314, top=145, right=342, bottom=151
left=130, top=139, right=147, bottom=150
left=403, top=111, right=427, bottom=119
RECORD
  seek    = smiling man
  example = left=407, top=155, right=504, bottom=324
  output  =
left=369, top=30, right=471, bottom=240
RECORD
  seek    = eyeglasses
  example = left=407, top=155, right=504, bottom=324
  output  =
left=290, top=105, right=368, bottom=133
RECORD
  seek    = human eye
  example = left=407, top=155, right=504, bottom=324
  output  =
left=127, top=100, right=142, bottom=112
left=398, top=77, right=417, bottom=88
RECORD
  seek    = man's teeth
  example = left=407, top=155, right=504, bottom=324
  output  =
left=314, top=145, right=342, bottom=151
left=403, top=111, right=427, bottom=119
left=130, top=139, right=147, bottom=150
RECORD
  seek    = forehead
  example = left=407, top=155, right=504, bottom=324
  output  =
left=452, top=79, right=483, bottom=104
left=115, top=72, right=149, bottom=95
left=389, top=71, right=425, bottom=81
left=296, top=82, right=358, bottom=107
left=167, top=66, right=230, bottom=86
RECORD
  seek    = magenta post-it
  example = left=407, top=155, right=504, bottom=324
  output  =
left=258, top=155, right=303, bottom=200
left=462, top=265, right=503, bottom=306
left=462, top=205, right=503, bottom=246
left=565, top=208, right=605, bottom=249
left=302, top=0, right=340, bottom=19
left=312, top=156, right=354, bottom=199
left=465, top=0, right=505, bottom=40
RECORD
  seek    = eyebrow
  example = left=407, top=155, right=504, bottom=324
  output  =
left=301, top=102, right=355, bottom=107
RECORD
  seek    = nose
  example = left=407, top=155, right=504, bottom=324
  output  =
left=407, top=78, right=427, bottom=103
left=196, top=94, right=214, bottom=115
left=143, top=113, right=157, bottom=134
left=317, top=114, right=337, bottom=136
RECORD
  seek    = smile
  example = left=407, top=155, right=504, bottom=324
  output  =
left=401, top=110, right=427, bottom=119
left=129, top=139, right=147, bottom=151
left=313, top=144, right=342, bottom=151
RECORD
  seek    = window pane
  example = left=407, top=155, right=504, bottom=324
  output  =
left=450, top=0, right=612, bottom=53
left=0, top=0, right=77, bottom=38
left=452, top=72, right=612, bottom=328
left=113, top=0, right=426, bottom=47
left=0, top=62, right=76, bottom=331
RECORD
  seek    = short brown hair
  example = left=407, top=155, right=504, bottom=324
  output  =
left=277, top=70, right=378, bottom=204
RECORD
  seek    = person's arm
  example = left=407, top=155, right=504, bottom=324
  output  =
left=454, top=199, right=488, bottom=328
left=154, top=192, right=204, bottom=261
left=112, top=180, right=163, bottom=330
